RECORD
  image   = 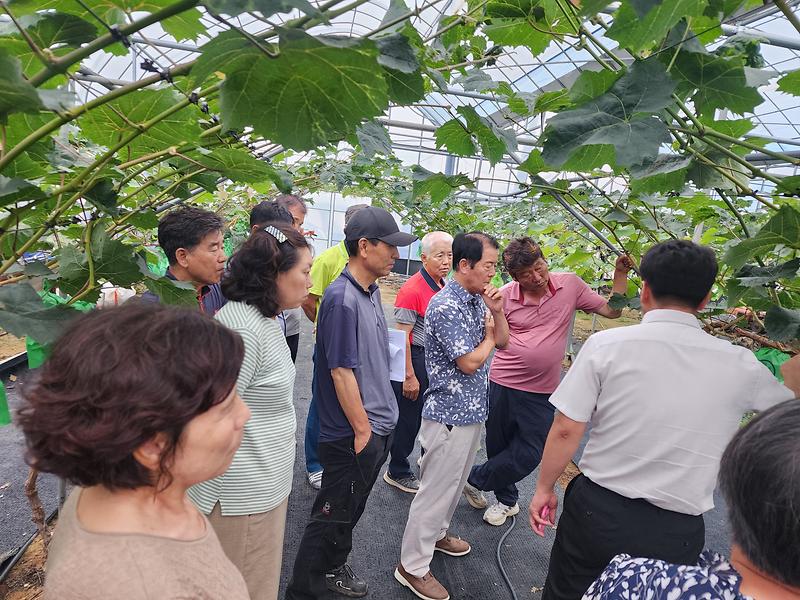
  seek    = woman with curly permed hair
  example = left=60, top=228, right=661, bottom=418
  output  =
left=18, top=302, right=251, bottom=600
left=188, top=220, right=313, bottom=600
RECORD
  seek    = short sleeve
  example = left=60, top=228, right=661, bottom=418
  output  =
left=571, top=274, right=607, bottom=313
left=428, top=303, right=478, bottom=361
left=549, top=334, right=601, bottom=422
left=309, top=254, right=333, bottom=297
left=319, top=303, right=359, bottom=369
left=744, top=353, right=794, bottom=411
left=394, top=307, right=418, bottom=325
left=232, top=327, right=260, bottom=394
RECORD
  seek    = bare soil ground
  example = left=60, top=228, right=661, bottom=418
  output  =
left=0, top=527, right=52, bottom=600
left=0, top=334, right=26, bottom=361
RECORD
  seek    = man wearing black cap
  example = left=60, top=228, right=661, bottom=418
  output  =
left=286, top=206, right=417, bottom=600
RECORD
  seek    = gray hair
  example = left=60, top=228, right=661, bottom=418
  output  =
left=275, top=194, right=307, bottom=214
left=719, top=399, right=800, bottom=587
left=421, top=231, right=454, bottom=255
left=344, top=203, right=369, bottom=227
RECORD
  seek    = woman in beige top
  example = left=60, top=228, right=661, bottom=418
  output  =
left=17, top=302, right=252, bottom=600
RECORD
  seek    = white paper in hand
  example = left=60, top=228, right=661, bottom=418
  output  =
left=387, top=328, right=407, bottom=382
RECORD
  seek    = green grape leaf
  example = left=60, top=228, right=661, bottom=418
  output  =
left=517, top=150, right=546, bottom=175
left=723, top=205, right=800, bottom=270
left=734, top=259, right=800, bottom=287
left=24, top=260, right=55, bottom=277
left=607, top=0, right=708, bottom=53
left=777, top=69, right=800, bottom=96
left=58, top=228, right=143, bottom=295
left=457, top=105, right=516, bottom=166
left=375, top=32, right=419, bottom=73
left=385, top=67, right=425, bottom=103
left=0, top=283, right=81, bottom=345
left=435, top=119, right=477, bottom=156
left=484, top=0, right=572, bottom=56
left=541, top=59, right=675, bottom=169
left=671, top=51, right=763, bottom=116
left=193, top=148, right=291, bottom=189
left=355, top=120, right=393, bottom=158
left=0, top=175, right=46, bottom=207
left=568, top=69, right=623, bottom=104
left=142, top=275, right=198, bottom=306
left=534, top=89, right=572, bottom=114
left=764, top=306, right=800, bottom=342
left=0, top=12, right=97, bottom=48
left=776, top=175, right=800, bottom=196
left=190, top=30, right=256, bottom=87
left=80, top=89, right=203, bottom=160
left=455, top=69, right=499, bottom=92
left=0, top=48, right=43, bottom=120
left=412, top=166, right=474, bottom=203
left=629, top=154, right=691, bottom=194
left=161, top=8, right=205, bottom=41
left=84, top=179, right=120, bottom=217
left=125, top=209, right=160, bottom=230
left=203, top=0, right=320, bottom=17
left=687, top=153, right=749, bottom=191
left=219, top=30, right=388, bottom=151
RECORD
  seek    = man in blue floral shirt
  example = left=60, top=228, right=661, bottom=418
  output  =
left=395, top=232, right=509, bottom=600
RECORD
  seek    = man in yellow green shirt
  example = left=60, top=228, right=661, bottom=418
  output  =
left=300, top=204, right=368, bottom=488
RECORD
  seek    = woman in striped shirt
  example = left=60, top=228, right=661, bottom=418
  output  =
left=189, top=221, right=313, bottom=600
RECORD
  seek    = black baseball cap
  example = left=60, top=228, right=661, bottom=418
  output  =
left=344, top=206, right=417, bottom=247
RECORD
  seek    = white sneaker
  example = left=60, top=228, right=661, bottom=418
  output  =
left=462, top=482, right=488, bottom=509
left=483, top=502, right=520, bottom=526
left=307, top=470, right=323, bottom=490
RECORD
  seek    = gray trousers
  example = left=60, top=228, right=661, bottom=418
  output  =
left=400, top=419, right=482, bottom=577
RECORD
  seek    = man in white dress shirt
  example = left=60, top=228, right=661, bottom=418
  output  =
left=529, top=239, right=800, bottom=600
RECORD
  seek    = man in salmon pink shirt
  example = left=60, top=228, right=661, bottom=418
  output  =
left=462, top=237, right=633, bottom=526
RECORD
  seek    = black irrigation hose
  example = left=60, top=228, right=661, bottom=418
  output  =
left=496, top=514, right=519, bottom=600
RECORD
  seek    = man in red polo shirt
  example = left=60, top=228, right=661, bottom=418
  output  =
left=462, top=237, right=633, bottom=524
left=383, top=231, right=453, bottom=494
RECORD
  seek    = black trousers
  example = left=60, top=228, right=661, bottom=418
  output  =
left=286, top=432, right=392, bottom=600
left=542, top=474, right=705, bottom=600
left=286, top=333, right=300, bottom=364
left=468, top=382, right=554, bottom=506
left=388, top=345, right=428, bottom=479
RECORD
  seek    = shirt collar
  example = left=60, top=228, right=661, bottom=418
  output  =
left=341, top=265, right=378, bottom=295
left=419, top=267, right=445, bottom=292
left=165, top=268, right=210, bottom=295
left=641, top=308, right=702, bottom=329
left=448, top=279, right=482, bottom=306
left=510, top=274, right=564, bottom=304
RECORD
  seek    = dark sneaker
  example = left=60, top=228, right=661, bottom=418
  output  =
left=326, top=563, right=368, bottom=598
left=394, top=564, right=450, bottom=600
left=384, top=471, right=420, bottom=493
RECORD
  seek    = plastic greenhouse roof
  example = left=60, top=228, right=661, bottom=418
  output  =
left=60, top=0, right=800, bottom=201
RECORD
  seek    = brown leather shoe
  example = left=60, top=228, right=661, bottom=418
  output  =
left=394, top=564, right=450, bottom=600
left=434, top=533, right=471, bottom=556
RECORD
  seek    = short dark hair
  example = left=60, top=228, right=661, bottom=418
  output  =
left=275, top=194, right=307, bottom=214
left=504, top=237, right=545, bottom=279
left=249, top=200, right=293, bottom=228
left=158, top=206, right=224, bottom=265
left=222, top=221, right=310, bottom=318
left=719, top=400, right=800, bottom=587
left=640, top=240, right=717, bottom=308
left=18, top=302, right=243, bottom=491
left=344, top=237, right=379, bottom=257
left=453, top=232, right=499, bottom=269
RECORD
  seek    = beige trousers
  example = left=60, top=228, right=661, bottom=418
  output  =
left=400, top=420, right=482, bottom=577
left=208, top=498, right=289, bottom=600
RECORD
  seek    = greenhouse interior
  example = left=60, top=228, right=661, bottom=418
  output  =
left=1, top=0, right=800, bottom=598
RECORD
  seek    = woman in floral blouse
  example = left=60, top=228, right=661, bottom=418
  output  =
left=583, top=399, right=800, bottom=600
